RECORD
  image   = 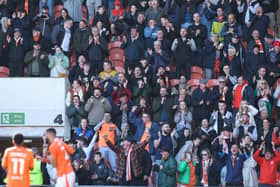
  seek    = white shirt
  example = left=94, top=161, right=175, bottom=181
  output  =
left=61, top=27, right=71, bottom=52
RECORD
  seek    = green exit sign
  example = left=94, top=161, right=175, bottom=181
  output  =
left=1, top=113, right=25, bottom=124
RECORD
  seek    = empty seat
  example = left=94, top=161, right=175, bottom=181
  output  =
left=187, top=79, right=200, bottom=92
left=115, top=66, right=125, bottom=73
left=190, top=66, right=203, bottom=79
left=207, top=79, right=219, bottom=90
left=108, top=41, right=123, bottom=51
left=170, top=79, right=180, bottom=87
left=0, top=66, right=9, bottom=77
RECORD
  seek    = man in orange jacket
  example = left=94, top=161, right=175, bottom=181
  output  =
left=254, top=141, right=280, bottom=187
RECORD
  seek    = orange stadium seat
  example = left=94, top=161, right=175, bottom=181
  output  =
left=108, top=41, right=122, bottom=51
left=187, top=79, right=200, bottom=92
left=207, top=79, right=219, bottom=90
left=112, top=60, right=124, bottom=68
left=170, top=79, right=180, bottom=87
left=190, top=66, right=203, bottom=79
left=0, top=66, right=9, bottom=77
left=115, top=66, right=125, bottom=73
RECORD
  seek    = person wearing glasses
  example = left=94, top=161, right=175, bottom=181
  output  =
left=195, top=149, right=219, bottom=186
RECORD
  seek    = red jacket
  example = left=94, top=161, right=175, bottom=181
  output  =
left=253, top=149, right=280, bottom=185
left=272, top=132, right=280, bottom=145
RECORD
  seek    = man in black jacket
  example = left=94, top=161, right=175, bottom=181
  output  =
left=7, top=28, right=25, bottom=76
left=90, top=152, right=110, bottom=185
left=187, top=12, right=207, bottom=66
left=121, top=26, right=144, bottom=72
left=86, top=26, right=108, bottom=75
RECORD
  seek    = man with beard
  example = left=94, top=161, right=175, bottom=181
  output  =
left=85, top=88, right=112, bottom=127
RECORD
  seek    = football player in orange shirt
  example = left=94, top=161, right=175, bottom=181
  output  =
left=2, top=133, right=34, bottom=187
left=45, top=128, right=76, bottom=187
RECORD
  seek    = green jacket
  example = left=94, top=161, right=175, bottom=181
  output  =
left=178, top=160, right=196, bottom=184
left=73, top=27, right=91, bottom=54
left=158, top=156, right=177, bottom=187
left=211, top=17, right=226, bottom=41
left=30, top=159, right=43, bottom=185
left=66, top=103, right=87, bottom=128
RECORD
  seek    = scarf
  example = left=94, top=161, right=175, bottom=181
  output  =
left=24, top=0, right=29, bottom=15
left=217, top=16, right=224, bottom=23
left=33, top=34, right=40, bottom=42
left=140, top=121, right=151, bottom=151
left=126, top=146, right=132, bottom=181
left=201, top=160, right=209, bottom=186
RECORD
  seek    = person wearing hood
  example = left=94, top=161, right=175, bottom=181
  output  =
left=254, top=141, right=280, bottom=187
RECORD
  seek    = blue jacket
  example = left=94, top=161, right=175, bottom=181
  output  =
left=219, top=152, right=247, bottom=184
left=128, top=111, right=160, bottom=155
left=75, top=127, right=94, bottom=141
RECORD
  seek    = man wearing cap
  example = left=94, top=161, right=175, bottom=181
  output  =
left=191, top=79, right=212, bottom=126
left=254, top=142, right=280, bottom=187
left=157, top=146, right=177, bottom=187
left=103, top=133, right=150, bottom=185
left=7, top=28, right=25, bottom=76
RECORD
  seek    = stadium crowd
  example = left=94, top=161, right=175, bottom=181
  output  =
left=1, top=0, right=280, bottom=186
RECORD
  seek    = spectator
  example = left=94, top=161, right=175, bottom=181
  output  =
left=7, top=28, right=25, bottom=77
left=152, top=87, right=174, bottom=125
left=51, top=18, right=73, bottom=56
left=177, top=151, right=197, bottom=187
left=248, top=6, right=269, bottom=40
left=90, top=151, right=110, bottom=185
left=55, top=8, right=71, bottom=26
left=191, top=79, right=212, bottom=126
left=272, top=126, right=280, bottom=145
left=103, top=133, right=150, bottom=185
left=219, top=144, right=247, bottom=186
left=24, top=42, right=49, bottom=77
left=145, top=0, right=165, bottom=25
left=171, top=27, right=196, bottom=78
left=111, top=73, right=132, bottom=105
left=92, top=5, right=110, bottom=31
left=203, top=33, right=223, bottom=80
left=76, top=132, right=98, bottom=161
left=221, top=13, right=243, bottom=45
left=66, top=79, right=85, bottom=107
left=68, top=55, right=86, bottom=84
left=157, top=147, right=177, bottom=187
left=176, top=136, right=201, bottom=163
left=129, top=108, right=160, bottom=155
left=233, top=113, right=258, bottom=142
left=121, top=26, right=144, bottom=72
left=210, top=100, right=233, bottom=135
left=31, top=27, right=51, bottom=54
left=174, top=127, right=192, bottom=154
left=33, top=6, right=55, bottom=41
left=62, top=0, right=83, bottom=29
left=246, top=45, right=265, bottom=82
left=220, top=45, right=242, bottom=77
left=235, top=100, right=258, bottom=128
left=174, top=101, right=192, bottom=132
left=144, top=18, right=158, bottom=49
left=74, top=118, right=94, bottom=142
left=253, top=142, right=280, bottom=187
left=138, top=148, right=153, bottom=186
left=0, top=17, right=11, bottom=67
left=85, top=88, right=112, bottom=126
left=187, top=12, right=207, bottom=66
left=211, top=6, right=226, bottom=42
left=86, top=27, right=108, bottom=74
left=86, top=0, right=102, bottom=21
left=232, top=76, right=255, bottom=110
left=48, top=46, right=70, bottom=77
left=39, top=0, right=54, bottom=17
left=273, top=77, right=280, bottom=118
left=73, top=19, right=91, bottom=58
left=240, top=136, right=258, bottom=187
left=94, top=113, right=120, bottom=172
left=194, top=118, right=217, bottom=150
left=247, top=30, right=265, bottom=54
left=195, top=148, right=220, bottom=186
left=66, top=95, right=87, bottom=129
